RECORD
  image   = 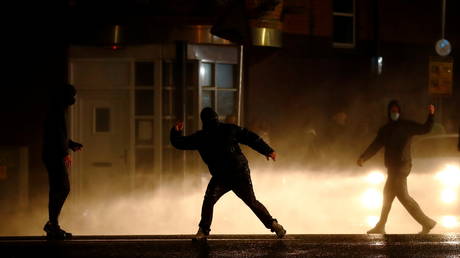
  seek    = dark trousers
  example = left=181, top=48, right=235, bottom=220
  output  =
left=199, top=173, right=275, bottom=234
left=44, top=159, right=70, bottom=225
left=377, top=164, right=433, bottom=227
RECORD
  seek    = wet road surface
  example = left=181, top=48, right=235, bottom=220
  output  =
left=1, top=234, right=460, bottom=257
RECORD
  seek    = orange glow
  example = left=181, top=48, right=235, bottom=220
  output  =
left=440, top=188, right=457, bottom=204
left=441, top=216, right=459, bottom=228
left=366, top=216, right=379, bottom=227
left=361, top=188, right=382, bottom=209
left=435, top=165, right=460, bottom=187
left=366, top=171, right=385, bottom=184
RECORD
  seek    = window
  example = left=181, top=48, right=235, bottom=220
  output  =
left=135, top=120, right=153, bottom=145
left=161, top=61, right=180, bottom=176
left=201, top=90, right=215, bottom=109
left=134, top=61, right=155, bottom=116
left=135, top=62, right=154, bottom=87
left=200, top=63, right=213, bottom=87
left=162, top=61, right=175, bottom=116
left=135, top=90, right=154, bottom=116
left=333, top=0, right=355, bottom=48
left=134, top=61, right=155, bottom=175
left=216, top=64, right=235, bottom=89
left=217, top=91, right=236, bottom=116
left=199, top=62, right=237, bottom=119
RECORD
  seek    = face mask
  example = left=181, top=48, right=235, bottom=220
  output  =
left=390, top=112, right=400, bottom=121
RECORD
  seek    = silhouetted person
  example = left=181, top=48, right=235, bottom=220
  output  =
left=357, top=100, right=436, bottom=234
left=42, top=84, right=83, bottom=239
left=170, top=107, right=286, bottom=240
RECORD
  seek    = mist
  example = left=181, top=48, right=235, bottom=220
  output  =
left=1, top=87, right=458, bottom=237
left=2, top=163, right=460, bottom=236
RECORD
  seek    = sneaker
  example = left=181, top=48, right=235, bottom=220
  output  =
left=271, top=220, right=286, bottom=239
left=419, top=220, right=436, bottom=234
left=367, top=225, right=386, bottom=234
left=192, top=228, right=209, bottom=241
left=44, top=222, right=72, bottom=240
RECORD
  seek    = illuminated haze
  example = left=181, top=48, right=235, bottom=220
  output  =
left=1, top=97, right=458, bottom=236
left=2, top=164, right=460, bottom=236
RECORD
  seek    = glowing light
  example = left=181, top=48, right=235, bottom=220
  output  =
left=199, top=66, right=206, bottom=78
left=361, top=188, right=382, bottom=209
left=370, top=240, right=385, bottom=246
left=441, top=188, right=457, bottom=204
left=441, top=216, right=459, bottom=228
left=436, top=165, right=460, bottom=187
left=367, top=216, right=379, bottom=227
left=366, top=171, right=385, bottom=184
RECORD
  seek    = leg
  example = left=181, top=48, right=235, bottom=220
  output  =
left=44, top=159, right=72, bottom=239
left=198, top=177, right=230, bottom=235
left=394, top=168, right=436, bottom=232
left=368, top=172, right=397, bottom=233
left=45, top=160, right=70, bottom=225
left=232, top=173, right=275, bottom=230
left=377, top=176, right=397, bottom=226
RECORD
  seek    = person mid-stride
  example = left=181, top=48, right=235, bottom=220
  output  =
left=170, top=107, right=286, bottom=241
left=42, top=84, right=83, bottom=239
left=357, top=100, right=437, bottom=234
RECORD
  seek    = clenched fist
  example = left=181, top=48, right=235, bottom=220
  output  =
left=267, top=152, right=277, bottom=161
left=174, top=121, right=184, bottom=131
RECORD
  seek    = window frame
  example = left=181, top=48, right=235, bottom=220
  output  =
left=332, top=0, right=356, bottom=48
left=199, top=61, right=238, bottom=120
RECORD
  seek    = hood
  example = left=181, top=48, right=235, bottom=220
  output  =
left=200, top=107, right=219, bottom=130
left=387, top=99, right=401, bottom=121
left=51, top=83, right=76, bottom=108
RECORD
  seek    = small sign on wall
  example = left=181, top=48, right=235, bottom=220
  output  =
left=428, top=56, right=453, bottom=96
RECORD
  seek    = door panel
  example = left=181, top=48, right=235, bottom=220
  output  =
left=76, top=90, right=131, bottom=202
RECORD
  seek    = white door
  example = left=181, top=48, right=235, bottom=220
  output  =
left=73, top=90, right=132, bottom=204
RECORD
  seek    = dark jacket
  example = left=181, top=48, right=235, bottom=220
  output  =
left=42, top=107, right=80, bottom=161
left=360, top=114, right=434, bottom=167
left=43, top=84, right=82, bottom=162
left=170, top=123, right=274, bottom=177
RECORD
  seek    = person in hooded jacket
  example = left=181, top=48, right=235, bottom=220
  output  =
left=170, top=107, right=286, bottom=240
left=357, top=100, right=437, bottom=234
left=42, top=83, right=83, bottom=239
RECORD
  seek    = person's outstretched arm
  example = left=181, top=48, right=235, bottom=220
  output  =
left=170, top=122, right=200, bottom=150
left=69, top=140, right=83, bottom=152
left=409, top=104, right=435, bottom=135
left=357, top=127, right=384, bottom=166
left=236, top=126, right=276, bottom=161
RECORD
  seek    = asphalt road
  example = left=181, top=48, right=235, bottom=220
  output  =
left=1, top=234, right=460, bottom=257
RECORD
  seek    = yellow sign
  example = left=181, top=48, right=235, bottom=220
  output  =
left=428, top=57, right=453, bottom=95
